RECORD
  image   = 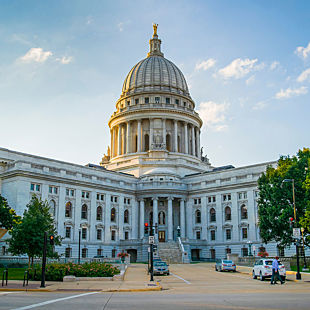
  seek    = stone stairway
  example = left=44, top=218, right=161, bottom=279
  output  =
left=157, top=242, right=183, bottom=264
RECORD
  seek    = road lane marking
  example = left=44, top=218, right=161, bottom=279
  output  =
left=10, top=292, right=99, bottom=310
left=170, top=273, right=191, bottom=284
left=0, top=292, right=18, bottom=295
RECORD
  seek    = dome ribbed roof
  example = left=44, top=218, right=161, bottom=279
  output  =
left=120, top=25, right=191, bottom=99
left=121, top=56, right=190, bottom=98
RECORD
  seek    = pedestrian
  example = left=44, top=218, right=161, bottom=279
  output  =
left=271, top=256, right=284, bottom=285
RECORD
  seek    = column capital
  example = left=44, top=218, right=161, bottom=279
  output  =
left=167, top=196, right=174, bottom=201
left=152, top=197, right=158, bottom=201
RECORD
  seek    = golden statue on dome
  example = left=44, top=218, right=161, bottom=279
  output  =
left=153, top=23, right=158, bottom=36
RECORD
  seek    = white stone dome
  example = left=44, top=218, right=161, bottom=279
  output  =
left=121, top=56, right=190, bottom=98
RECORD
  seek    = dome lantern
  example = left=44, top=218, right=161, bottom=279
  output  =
left=147, top=23, right=164, bottom=57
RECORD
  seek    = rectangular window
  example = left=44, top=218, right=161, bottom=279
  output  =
left=208, top=197, right=211, bottom=203
left=82, top=191, right=90, bottom=199
left=226, top=229, right=231, bottom=240
left=66, top=189, right=75, bottom=197
left=70, top=190, right=74, bottom=197
left=66, top=189, right=69, bottom=196
left=242, top=228, right=248, bottom=239
left=114, top=196, right=118, bottom=203
left=65, top=227, right=71, bottom=239
left=213, top=196, right=216, bottom=202
left=35, top=184, right=40, bottom=192
left=82, top=228, right=87, bottom=239
left=97, top=249, right=102, bottom=256
left=97, top=229, right=102, bottom=240
left=211, top=230, right=216, bottom=241
left=135, top=98, right=139, bottom=105
left=125, top=231, right=129, bottom=240
left=111, top=230, right=116, bottom=241
left=127, top=100, right=130, bottom=106
left=155, top=97, right=160, bottom=103
left=112, top=249, right=116, bottom=258
left=198, top=198, right=201, bottom=204
left=54, top=187, right=58, bottom=194
left=82, top=248, right=87, bottom=258
left=194, top=199, right=197, bottom=205
left=30, top=183, right=35, bottom=191
left=183, top=102, right=186, bottom=107
left=175, top=99, right=179, bottom=105
left=49, top=186, right=53, bottom=194
left=111, top=196, right=113, bottom=202
left=242, top=247, right=248, bottom=257
left=145, top=97, right=149, bottom=104
left=196, top=231, right=201, bottom=240
left=65, top=247, right=71, bottom=258
left=166, top=97, right=170, bottom=104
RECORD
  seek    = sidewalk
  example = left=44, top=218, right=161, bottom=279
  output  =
left=0, top=264, right=162, bottom=293
left=237, top=265, right=310, bottom=282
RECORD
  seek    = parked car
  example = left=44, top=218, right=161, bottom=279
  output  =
left=153, top=261, right=170, bottom=275
left=252, top=259, right=286, bottom=281
left=215, top=259, right=236, bottom=272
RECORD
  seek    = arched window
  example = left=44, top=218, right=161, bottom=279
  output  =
left=166, top=134, right=171, bottom=151
left=158, top=211, right=165, bottom=225
left=65, top=202, right=72, bottom=218
left=195, top=209, right=201, bottom=224
left=96, top=206, right=102, bottom=221
left=144, top=134, right=149, bottom=151
left=210, top=208, right=216, bottom=222
left=124, top=209, right=129, bottom=224
left=81, top=204, right=88, bottom=219
left=111, top=208, right=116, bottom=222
left=49, top=200, right=56, bottom=216
left=241, top=205, right=248, bottom=219
left=225, top=206, right=231, bottom=221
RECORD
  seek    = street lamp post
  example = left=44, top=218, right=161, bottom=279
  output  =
left=282, top=179, right=301, bottom=280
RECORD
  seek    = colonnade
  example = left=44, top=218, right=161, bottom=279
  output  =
left=138, top=197, right=186, bottom=241
left=110, top=118, right=201, bottom=159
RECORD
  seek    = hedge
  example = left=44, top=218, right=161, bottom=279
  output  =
left=29, top=262, right=120, bottom=281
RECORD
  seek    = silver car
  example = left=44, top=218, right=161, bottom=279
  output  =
left=153, top=261, right=169, bottom=275
left=215, top=259, right=236, bottom=272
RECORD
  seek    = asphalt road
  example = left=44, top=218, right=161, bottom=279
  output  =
left=1, top=263, right=310, bottom=310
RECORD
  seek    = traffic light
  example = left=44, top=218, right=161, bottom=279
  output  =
left=289, top=217, right=294, bottom=228
left=49, top=235, right=55, bottom=245
left=144, top=223, right=149, bottom=235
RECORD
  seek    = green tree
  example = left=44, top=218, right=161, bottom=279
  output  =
left=8, top=195, right=61, bottom=266
left=257, top=148, right=310, bottom=248
left=0, top=195, right=20, bottom=230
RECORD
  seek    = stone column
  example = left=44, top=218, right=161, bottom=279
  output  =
left=180, top=199, right=185, bottom=238
left=137, top=120, right=141, bottom=152
left=186, top=199, right=192, bottom=239
left=118, top=194, right=124, bottom=241
left=162, top=118, right=166, bottom=147
left=110, top=128, right=113, bottom=159
left=113, top=127, right=117, bottom=157
left=153, top=197, right=158, bottom=239
left=191, top=125, right=196, bottom=156
left=149, top=118, right=153, bottom=149
left=196, top=127, right=200, bottom=159
left=132, top=199, right=138, bottom=239
left=126, top=122, right=131, bottom=154
left=118, top=124, right=122, bottom=156
left=174, top=120, right=178, bottom=152
left=247, top=190, right=256, bottom=241
left=104, top=194, right=111, bottom=242
left=139, top=199, right=145, bottom=239
left=184, top=123, right=188, bottom=154
left=168, top=197, right=173, bottom=240
left=90, top=191, right=97, bottom=242
left=201, top=196, right=207, bottom=240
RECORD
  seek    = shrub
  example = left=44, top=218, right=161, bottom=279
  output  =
left=28, top=262, right=120, bottom=281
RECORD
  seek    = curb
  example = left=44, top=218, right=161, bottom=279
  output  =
left=0, top=288, right=52, bottom=292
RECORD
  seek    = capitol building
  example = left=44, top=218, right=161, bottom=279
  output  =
left=0, top=26, right=282, bottom=262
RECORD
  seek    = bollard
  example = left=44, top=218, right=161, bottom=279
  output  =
left=2, top=269, right=8, bottom=286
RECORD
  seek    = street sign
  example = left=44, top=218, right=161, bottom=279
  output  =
left=149, top=236, right=155, bottom=244
left=293, top=228, right=301, bottom=239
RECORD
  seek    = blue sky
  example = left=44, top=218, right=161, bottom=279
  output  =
left=0, top=0, right=309, bottom=168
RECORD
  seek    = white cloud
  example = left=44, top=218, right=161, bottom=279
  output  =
left=270, top=61, right=280, bottom=70
left=253, top=101, right=267, bottom=110
left=295, top=42, right=310, bottom=59
left=246, top=75, right=255, bottom=85
left=56, top=56, right=73, bottom=64
left=197, top=101, right=229, bottom=131
left=218, top=58, right=259, bottom=79
left=195, top=58, right=216, bottom=71
left=19, top=48, right=53, bottom=63
left=297, top=68, right=310, bottom=82
left=118, top=22, right=124, bottom=32
left=275, top=86, right=308, bottom=99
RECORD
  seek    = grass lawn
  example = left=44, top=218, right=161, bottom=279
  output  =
left=290, top=265, right=310, bottom=273
left=0, top=268, right=28, bottom=280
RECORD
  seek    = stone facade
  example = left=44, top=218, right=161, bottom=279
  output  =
left=0, top=26, right=303, bottom=261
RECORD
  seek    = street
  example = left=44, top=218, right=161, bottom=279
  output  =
left=1, top=263, right=310, bottom=310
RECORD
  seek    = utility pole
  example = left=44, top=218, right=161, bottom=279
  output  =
left=40, top=232, right=47, bottom=288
